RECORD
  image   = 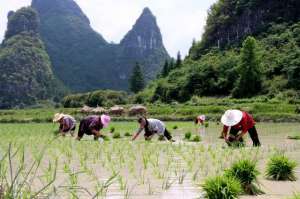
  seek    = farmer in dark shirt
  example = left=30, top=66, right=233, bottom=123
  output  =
left=76, top=115, right=111, bottom=141
left=221, top=110, right=261, bottom=147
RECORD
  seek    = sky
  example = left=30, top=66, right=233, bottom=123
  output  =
left=0, top=0, right=217, bottom=57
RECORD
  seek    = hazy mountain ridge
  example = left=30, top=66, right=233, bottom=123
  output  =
left=31, top=0, right=169, bottom=92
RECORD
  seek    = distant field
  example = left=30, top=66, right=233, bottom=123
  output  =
left=0, top=98, right=300, bottom=123
left=0, top=122, right=299, bottom=198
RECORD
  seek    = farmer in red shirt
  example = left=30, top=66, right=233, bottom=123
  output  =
left=221, top=110, right=261, bottom=146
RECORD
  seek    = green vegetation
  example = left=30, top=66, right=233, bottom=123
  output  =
left=287, top=134, right=300, bottom=140
left=266, top=153, right=297, bottom=181
left=0, top=7, right=64, bottom=109
left=287, top=193, right=300, bottom=199
left=129, top=63, right=145, bottom=93
left=112, top=132, right=121, bottom=139
left=225, top=159, right=263, bottom=195
left=232, top=37, right=262, bottom=98
left=184, top=132, right=192, bottom=140
left=202, top=175, right=242, bottom=199
left=62, top=90, right=128, bottom=108
left=191, top=135, right=201, bottom=142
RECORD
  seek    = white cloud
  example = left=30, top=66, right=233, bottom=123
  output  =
left=0, top=0, right=216, bottom=57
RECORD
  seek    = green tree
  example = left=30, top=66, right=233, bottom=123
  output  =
left=161, top=60, right=170, bottom=77
left=175, top=51, right=182, bottom=68
left=129, top=63, right=145, bottom=93
left=232, top=36, right=262, bottom=98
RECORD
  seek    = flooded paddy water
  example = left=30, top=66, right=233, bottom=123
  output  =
left=0, top=122, right=299, bottom=198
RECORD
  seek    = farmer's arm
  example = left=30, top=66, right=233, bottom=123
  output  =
left=236, top=121, right=248, bottom=140
left=222, top=126, right=229, bottom=140
left=132, top=125, right=144, bottom=141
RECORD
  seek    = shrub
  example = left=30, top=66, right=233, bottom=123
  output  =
left=184, top=132, right=192, bottom=140
left=225, top=159, right=263, bottom=195
left=202, top=175, right=242, bottom=199
left=124, top=132, right=132, bottom=137
left=266, top=154, right=297, bottom=181
left=112, top=132, right=121, bottom=139
left=191, top=135, right=201, bottom=142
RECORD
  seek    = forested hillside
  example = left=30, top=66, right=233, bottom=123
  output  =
left=0, top=7, right=63, bottom=108
left=137, top=0, right=300, bottom=103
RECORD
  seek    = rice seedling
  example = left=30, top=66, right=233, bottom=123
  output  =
left=202, top=175, right=242, bottom=199
left=124, top=132, right=132, bottom=137
left=266, top=153, right=298, bottom=181
left=178, top=169, right=187, bottom=184
left=112, top=132, right=121, bottom=139
left=162, top=176, right=176, bottom=190
left=287, top=134, right=300, bottom=140
left=191, top=135, right=201, bottom=142
left=110, top=126, right=115, bottom=133
left=184, top=131, right=192, bottom=140
left=225, top=159, right=264, bottom=195
left=173, top=125, right=178, bottom=130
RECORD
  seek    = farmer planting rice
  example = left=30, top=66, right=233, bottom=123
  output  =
left=53, top=113, right=76, bottom=137
left=76, top=115, right=110, bottom=141
left=221, top=110, right=261, bottom=147
left=195, top=115, right=206, bottom=137
left=132, top=117, right=175, bottom=142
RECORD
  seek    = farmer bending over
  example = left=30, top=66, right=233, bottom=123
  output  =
left=132, top=117, right=175, bottom=142
left=76, top=115, right=110, bottom=141
left=221, top=110, right=261, bottom=147
left=53, top=113, right=76, bottom=137
left=195, top=115, right=206, bottom=136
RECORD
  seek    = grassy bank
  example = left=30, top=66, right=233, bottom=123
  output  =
left=0, top=98, right=300, bottom=123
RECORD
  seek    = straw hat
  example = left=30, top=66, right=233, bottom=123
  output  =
left=221, top=110, right=243, bottom=126
left=53, top=113, right=65, bottom=123
left=101, top=114, right=111, bottom=128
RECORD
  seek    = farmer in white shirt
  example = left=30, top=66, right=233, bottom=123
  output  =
left=132, top=117, right=175, bottom=142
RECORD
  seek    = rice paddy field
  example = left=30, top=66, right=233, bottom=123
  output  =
left=0, top=122, right=299, bottom=198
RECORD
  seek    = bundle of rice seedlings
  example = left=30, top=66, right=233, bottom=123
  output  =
left=184, top=132, right=192, bottom=140
left=173, top=125, right=178, bottom=130
left=225, top=159, right=264, bottom=195
left=266, top=154, right=297, bottom=181
left=191, top=135, right=201, bottom=142
left=110, top=126, right=115, bottom=133
left=202, top=175, right=242, bottom=199
left=287, top=134, right=300, bottom=140
left=112, top=132, right=121, bottom=139
left=124, top=132, right=132, bottom=137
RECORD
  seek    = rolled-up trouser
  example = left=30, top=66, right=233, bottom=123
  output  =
left=228, top=126, right=261, bottom=147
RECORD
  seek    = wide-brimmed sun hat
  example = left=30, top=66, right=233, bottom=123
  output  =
left=53, top=113, right=64, bottom=123
left=198, top=115, right=206, bottom=121
left=221, top=110, right=243, bottom=126
left=101, top=114, right=111, bottom=128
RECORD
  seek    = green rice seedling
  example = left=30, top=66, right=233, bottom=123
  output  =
left=191, top=135, right=201, bottom=142
left=225, top=159, right=263, bottom=195
left=112, top=132, right=121, bottom=139
left=92, top=172, right=119, bottom=198
left=173, top=125, right=178, bottom=130
left=178, top=169, right=187, bottom=184
left=158, top=135, right=166, bottom=141
left=184, top=132, right=192, bottom=140
left=202, top=175, right=242, bottom=199
left=110, top=126, right=115, bottom=133
left=204, top=122, right=209, bottom=128
left=162, top=176, right=176, bottom=190
left=287, top=134, right=300, bottom=140
left=124, top=132, right=132, bottom=137
left=118, top=175, right=127, bottom=190
left=266, top=153, right=297, bottom=181
left=147, top=179, right=154, bottom=195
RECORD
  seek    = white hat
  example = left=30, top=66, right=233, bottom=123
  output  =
left=53, top=113, right=65, bottom=123
left=198, top=115, right=206, bottom=121
left=221, top=110, right=243, bottom=126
